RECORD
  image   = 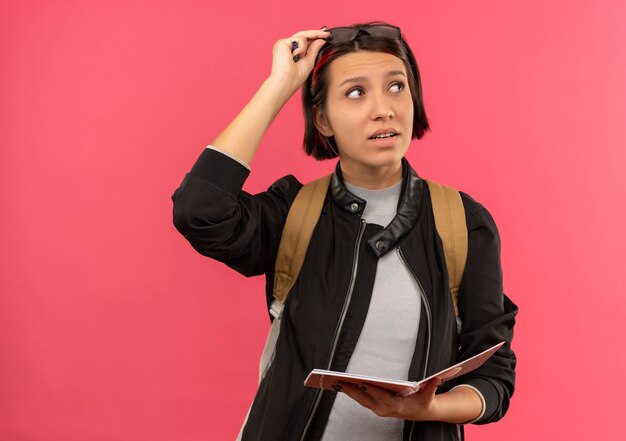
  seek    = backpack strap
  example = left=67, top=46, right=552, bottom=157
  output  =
left=250, top=175, right=330, bottom=439
left=273, top=174, right=333, bottom=304
left=424, top=179, right=468, bottom=321
left=272, top=175, right=469, bottom=332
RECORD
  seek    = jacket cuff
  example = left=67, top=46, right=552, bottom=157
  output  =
left=452, top=377, right=498, bottom=424
left=205, top=144, right=251, bottom=171
left=189, top=146, right=250, bottom=196
left=449, top=384, right=486, bottom=424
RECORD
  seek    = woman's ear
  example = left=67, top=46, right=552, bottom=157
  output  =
left=313, top=105, right=333, bottom=137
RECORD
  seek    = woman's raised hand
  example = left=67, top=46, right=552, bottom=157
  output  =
left=206, top=28, right=330, bottom=166
left=269, top=27, right=331, bottom=94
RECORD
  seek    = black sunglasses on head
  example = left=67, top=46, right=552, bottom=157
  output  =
left=324, top=24, right=401, bottom=42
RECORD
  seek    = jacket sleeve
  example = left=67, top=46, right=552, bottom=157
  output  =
left=171, top=147, right=302, bottom=277
left=452, top=192, right=518, bottom=425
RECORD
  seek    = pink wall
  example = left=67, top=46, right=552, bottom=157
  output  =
left=2, top=1, right=625, bottom=440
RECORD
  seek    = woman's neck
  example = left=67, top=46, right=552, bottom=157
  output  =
left=339, top=160, right=403, bottom=190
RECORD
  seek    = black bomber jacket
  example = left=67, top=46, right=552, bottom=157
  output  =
left=171, top=148, right=518, bottom=441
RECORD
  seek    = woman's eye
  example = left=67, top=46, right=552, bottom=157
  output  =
left=346, top=88, right=363, bottom=99
left=346, top=82, right=406, bottom=99
left=391, top=82, right=406, bottom=92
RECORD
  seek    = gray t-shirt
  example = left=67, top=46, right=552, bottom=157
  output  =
left=320, top=179, right=423, bottom=441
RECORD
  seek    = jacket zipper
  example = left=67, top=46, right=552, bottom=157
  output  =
left=299, top=218, right=367, bottom=441
left=397, top=246, right=432, bottom=441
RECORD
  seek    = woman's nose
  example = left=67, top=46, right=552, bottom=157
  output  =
left=374, top=107, right=394, bottom=120
left=371, top=94, right=394, bottom=120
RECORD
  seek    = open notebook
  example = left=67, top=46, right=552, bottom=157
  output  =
left=304, top=341, right=505, bottom=397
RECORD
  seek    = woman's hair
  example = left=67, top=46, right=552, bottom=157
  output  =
left=302, top=21, right=431, bottom=160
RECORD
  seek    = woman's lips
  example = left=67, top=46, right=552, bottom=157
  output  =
left=368, top=134, right=399, bottom=146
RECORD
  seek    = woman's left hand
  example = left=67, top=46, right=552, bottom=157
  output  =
left=334, top=377, right=444, bottom=421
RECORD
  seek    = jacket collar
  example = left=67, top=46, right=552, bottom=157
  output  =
left=330, top=157, right=426, bottom=257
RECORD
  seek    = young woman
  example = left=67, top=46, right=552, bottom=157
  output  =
left=172, top=22, right=517, bottom=441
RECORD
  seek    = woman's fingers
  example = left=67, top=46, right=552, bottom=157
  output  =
left=334, top=378, right=445, bottom=419
left=273, top=29, right=329, bottom=56
left=335, top=382, right=382, bottom=413
left=288, top=29, right=330, bottom=56
left=291, top=29, right=331, bottom=40
left=268, top=28, right=330, bottom=93
left=335, top=382, right=401, bottom=417
left=296, top=37, right=328, bottom=62
left=420, top=377, right=444, bottom=396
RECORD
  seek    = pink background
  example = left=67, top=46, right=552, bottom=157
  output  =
left=2, top=1, right=625, bottom=440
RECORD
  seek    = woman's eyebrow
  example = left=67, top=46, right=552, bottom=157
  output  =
left=338, top=70, right=406, bottom=88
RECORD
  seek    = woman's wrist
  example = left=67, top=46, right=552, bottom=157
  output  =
left=448, top=385, right=486, bottom=423
left=210, top=75, right=295, bottom=165
left=413, top=386, right=483, bottom=424
left=263, top=74, right=299, bottom=105
left=410, top=393, right=440, bottom=421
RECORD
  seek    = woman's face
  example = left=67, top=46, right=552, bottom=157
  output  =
left=314, top=50, right=414, bottom=177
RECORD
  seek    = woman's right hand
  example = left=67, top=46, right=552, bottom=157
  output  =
left=205, top=28, right=331, bottom=166
left=269, top=27, right=331, bottom=95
